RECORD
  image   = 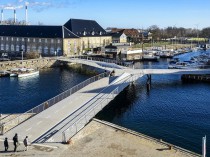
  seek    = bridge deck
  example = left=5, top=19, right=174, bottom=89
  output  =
left=0, top=77, right=111, bottom=142
left=0, top=73, right=132, bottom=143
left=60, top=58, right=210, bottom=75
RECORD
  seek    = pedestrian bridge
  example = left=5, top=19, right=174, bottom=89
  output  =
left=61, top=57, right=210, bottom=75
left=0, top=56, right=209, bottom=145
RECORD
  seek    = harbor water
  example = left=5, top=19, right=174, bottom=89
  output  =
left=96, top=50, right=210, bottom=155
left=0, top=68, right=90, bottom=113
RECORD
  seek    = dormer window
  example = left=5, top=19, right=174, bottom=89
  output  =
left=83, top=31, right=87, bottom=36
left=91, top=31, right=95, bottom=35
left=99, top=31, right=102, bottom=35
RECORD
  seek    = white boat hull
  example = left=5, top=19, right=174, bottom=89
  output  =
left=18, top=71, right=39, bottom=78
left=10, top=73, right=18, bottom=77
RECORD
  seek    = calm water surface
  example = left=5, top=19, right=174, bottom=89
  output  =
left=0, top=68, right=90, bottom=113
left=96, top=50, right=210, bottom=154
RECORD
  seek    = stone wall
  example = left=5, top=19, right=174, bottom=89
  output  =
left=0, top=58, right=58, bottom=71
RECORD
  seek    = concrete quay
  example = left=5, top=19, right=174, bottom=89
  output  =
left=0, top=119, right=200, bottom=157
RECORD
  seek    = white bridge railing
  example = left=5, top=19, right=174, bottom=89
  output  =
left=70, top=56, right=134, bottom=68
left=0, top=72, right=109, bottom=135
left=62, top=73, right=142, bottom=143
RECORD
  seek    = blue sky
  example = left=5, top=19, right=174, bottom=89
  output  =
left=1, top=0, right=210, bottom=29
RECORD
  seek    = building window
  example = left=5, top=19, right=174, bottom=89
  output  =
left=38, top=46, right=42, bottom=53
left=57, top=39, right=60, bottom=44
left=83, top=31, right=87, bottom=36
left=44, top=46, right=48, bottom=54
left=22, top=38, right=24, bottom=42
left=6, top=37, right=8, bottom=41
left=50, top=47, right=54, bottom=54
left=27, top=46, right=30, bottom=52
left=45, top=39, right=47, bottom=43
left=21, top=45, right=25, bottom=51
left=6, top=44, right=9, bottom=50
left=1, top=37, right=3, bottom=40
left=11, top=45, right=15, bottom=51
left=1, top=44, right=4, bottom=50
left=32, top=46, right=36, bottom=52
left=57, top=47, right=61, bottom=55
left=16, top=45, right=20, bottom=51
left=33, top=38, right=36, bottom=42
left=51, top=39, right=54, bottom=43
left=28, top=38, right=30, bottom=42
left=11, top=37, right=13, bottom=41
left=91, top=31, right=95, bottom=35
left=17, top=38, right=19, bottom=41
left=39, top=39, right=41, bottom=42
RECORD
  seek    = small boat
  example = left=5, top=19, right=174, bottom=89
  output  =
left=9, top=68, right=39, bottom=78
left=159, top=50, right=174, bottom=58
left=142, top=51, right=159, bottom=61
left=18, top=69, right=39, bottom=78
left=10, top=73, right=18, bottom=77
left=168, top=61, right=198, bottom=69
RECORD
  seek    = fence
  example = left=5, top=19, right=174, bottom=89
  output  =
left=0, top=72, right=109, bottom=135
left=62, top=73, right=142, bottom=143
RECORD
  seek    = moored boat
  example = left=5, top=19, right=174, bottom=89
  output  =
left=9, top=68, right=39, bottom=78
left=159, top=50, right=174, bottom=58
left=142, top=51, right=159, bottom=61
left=168, top=61, right=198, bottom=69
left=18, top=69, right=39, bottom=78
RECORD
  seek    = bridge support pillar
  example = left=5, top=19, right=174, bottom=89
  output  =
left=146, top=74, right=152, bottom=91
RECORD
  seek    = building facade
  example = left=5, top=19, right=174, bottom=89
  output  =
left=0, top=18, right=112, bottom=57
left=64, top=19, right=112, bottom=53
left=111, top=28, right=142, bottom=44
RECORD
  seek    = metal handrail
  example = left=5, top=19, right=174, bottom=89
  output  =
left=74, top=56, right=133, bottom=67
left=71, top=56, right=210, bottom=69
left=62, top=73, right=142, bottom=142
left=0, top=71, right=109, bottom=134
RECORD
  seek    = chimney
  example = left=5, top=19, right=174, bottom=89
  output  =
left=25, top=5, right=28, bottom=25
left=1, top=9, right=3, bottom=23
left=14, top=9, right=16, bottom=24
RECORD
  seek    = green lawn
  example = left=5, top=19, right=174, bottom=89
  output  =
left=132, top=42, right=171, bottom=49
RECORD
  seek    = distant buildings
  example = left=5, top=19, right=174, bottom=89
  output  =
left=0, top=19, right=112, bottom=57
left=110, top=28, right=141, bottom=44
left=108, top=28, right=152, bottom=44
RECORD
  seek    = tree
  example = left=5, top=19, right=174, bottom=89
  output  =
left=148, top=25, right=161, bottom=41
left=201, top=27, right=210, bottom=38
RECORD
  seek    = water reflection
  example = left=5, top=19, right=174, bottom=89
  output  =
left=96, top=84, right=138, bottom=121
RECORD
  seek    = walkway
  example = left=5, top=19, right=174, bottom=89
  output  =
left=60, top=57, right=210, bottom=75
left=0, top=73, right=133, bottom=143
